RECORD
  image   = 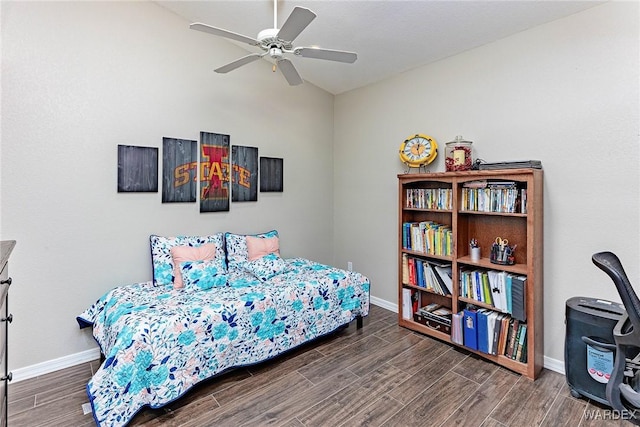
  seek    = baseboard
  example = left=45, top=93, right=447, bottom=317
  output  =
left=544, top=355, right=565, bottom=375
left=11, top=347, right=101, bottom=383
left=370, top=295, right=397, bottom=312
left=11, top=296, right=565, bottom=383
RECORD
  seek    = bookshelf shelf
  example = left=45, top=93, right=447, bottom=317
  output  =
left=398, top=169, right=543, bottom=380
left=399, top=319, right=452, bottom=342
left=456, top=256, right=528, bottom=275
left=401, top=249, right=453, bottom=262
left=459, top=210, right=527, bottom=218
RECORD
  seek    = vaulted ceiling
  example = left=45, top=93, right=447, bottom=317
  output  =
left=157, top=0, right=603, bottom=95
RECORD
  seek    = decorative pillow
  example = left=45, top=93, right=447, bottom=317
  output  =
left=150, top=233, right=226, bottom=287
left=246, top=235, right=280, bottom=261
left=245, top=253, right=288, bottom=281
left=179, top=260, right=227, bottom=290
left=171, top=243, right=218, bottom=289
left=225, top=230, right=278, bottom=270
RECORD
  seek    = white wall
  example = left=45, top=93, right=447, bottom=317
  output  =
left=333, top=1, right=640, bottom=364
left=1, top=1, right=334, bottom=370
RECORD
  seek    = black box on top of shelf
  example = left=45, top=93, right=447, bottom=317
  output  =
left=565, top=296, right=626, bottom=405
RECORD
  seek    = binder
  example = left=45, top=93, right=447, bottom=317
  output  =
left=505, top=274, right=513, bottom=314
left=463, top=308, right=478, bottom=350
left=451, top=311, right=464, bottom=345
left=402, top=288, right=412, bottom=320
left=511, top=275, right=527, bottom=322
left=477, top=309, right=490, bottom=354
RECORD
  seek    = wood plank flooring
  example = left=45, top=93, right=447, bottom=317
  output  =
left=7, top=305, right=635, bottom=426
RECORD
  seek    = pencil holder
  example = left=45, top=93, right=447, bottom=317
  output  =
left=470, top=246, right=481, bottom=262
left=490, top=243, right=516, bottom=265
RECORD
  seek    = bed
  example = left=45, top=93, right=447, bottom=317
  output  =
left=77, top=231, right=370, bottom=427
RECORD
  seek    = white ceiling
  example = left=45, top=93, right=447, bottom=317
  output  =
left=157, top=0, right=604, bottom=95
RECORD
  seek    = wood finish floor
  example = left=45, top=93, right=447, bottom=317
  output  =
left=7, top=305, right=635, bottom=426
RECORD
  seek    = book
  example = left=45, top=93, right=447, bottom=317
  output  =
left=482, top=273, right=493, bottom=306
left=424, top=262, right=442, bottom=294
left=463, top=180, right=488, bottom=189
left=402, top=254, right=409, bottom=285
left=497, top=314, right=510, bottom=355
left=520, top=331, right=528, bottom=363
left=515, top=324, right=527, bottom=361
left=472, top=270, right=482, bottom=301
left=463, top=308, right=478, bottom=350
left=433, top=307, right=452, bottom=316
left=432, top=263, right=453, bottom=295
left=476, top=160, right=542, bottom=170
left=505, top=319, right=519, bottom=358
left=420, top=302, right=440, bottom=312
left=415, top=259, right=424, bottom=288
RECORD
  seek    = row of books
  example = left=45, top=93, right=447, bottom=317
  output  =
left=405, top=188, right=452, bottom=210
left=459, top=269, right=527, bottom=322
left=460, top=181, right=527, bottom=214
left=402, top=254, right=452, bottom=295
left=402, top=221, right=453, bottom=256
left=451, top=308, right=527, bottom=362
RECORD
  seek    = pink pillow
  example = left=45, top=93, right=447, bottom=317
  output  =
left=246, top=236, right=280, bottom=261
left=170, top=243, right=217, bottom=289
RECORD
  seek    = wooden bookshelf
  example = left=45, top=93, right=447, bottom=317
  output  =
left=398, top=169, right=543, bottom=380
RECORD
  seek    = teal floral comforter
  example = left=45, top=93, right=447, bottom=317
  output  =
left=77, top=258, right=370, bottom=427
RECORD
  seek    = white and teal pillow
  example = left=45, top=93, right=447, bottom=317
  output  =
left=150, top=233, right=226, bottom=287
left=179, top=260, right=227, bottom=290
left=225, top=230, right=278, bottom=271
left=245, top=253, right=288, bottom=281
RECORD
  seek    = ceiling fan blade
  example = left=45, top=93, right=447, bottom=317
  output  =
left=215, top=53, right=264, bottom=74
left=190, top=22, right=258, bottom=46
left=295, top=47, right=357, bottom=63
left=276, top=6, right=316, bottom=42
left=277, top=59, right=303, bottom=86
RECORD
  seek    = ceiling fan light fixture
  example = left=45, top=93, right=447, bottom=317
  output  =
left=190, top=2, right=358, bottom=86
left=269, top=47, right=283, bottom=60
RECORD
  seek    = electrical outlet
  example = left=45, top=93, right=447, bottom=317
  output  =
left=347, top=261, right=353, bottom=272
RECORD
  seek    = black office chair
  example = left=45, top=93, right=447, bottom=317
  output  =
left=592, top=251, right=640, bottom=424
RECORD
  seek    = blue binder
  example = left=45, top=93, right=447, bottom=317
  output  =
left=476, top=309, right=489, bottom=354
left=463, top=308, right=478, bottom=350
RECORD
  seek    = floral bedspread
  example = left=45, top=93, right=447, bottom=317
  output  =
left=77, top=258, right=370, bottom=427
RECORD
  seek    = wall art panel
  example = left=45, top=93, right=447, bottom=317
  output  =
left=117, top=145, right=158, bottom=192
left=260, top=157, right=284, bottom=192
left=162, top=137, right=197, bottom=203
left=199, top=132, right=230, bottom=212
left=232, top=145, right=258, bottom=202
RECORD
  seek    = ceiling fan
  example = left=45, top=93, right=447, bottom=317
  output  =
left=189, top=1, right=358, bottom=86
